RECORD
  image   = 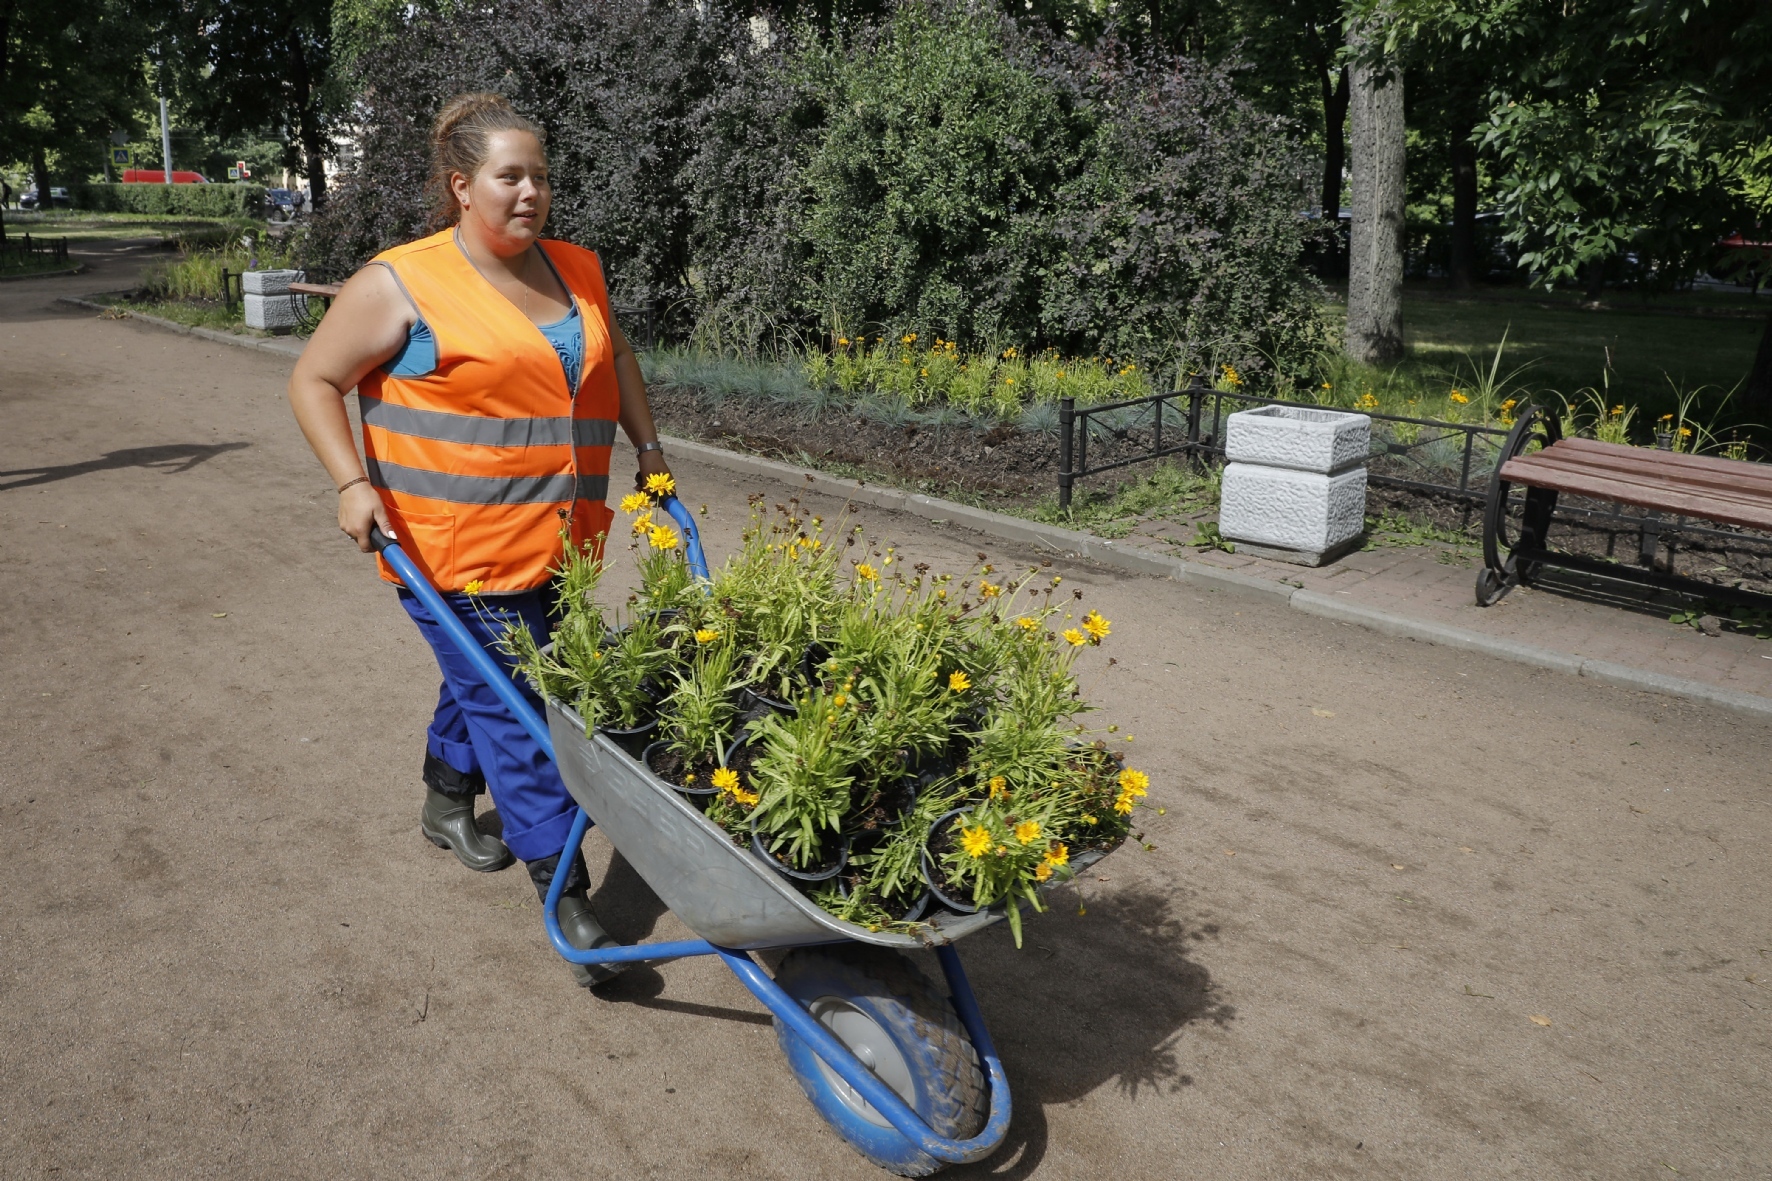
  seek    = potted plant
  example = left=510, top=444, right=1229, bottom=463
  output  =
left=643, top=628, right=742, bottom=803
left=746, top=687, right=858, bottom=880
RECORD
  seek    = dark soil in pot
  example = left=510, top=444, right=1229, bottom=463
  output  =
left=750, top=815, right=850, bottom=883
left=920, top=809, right=981, bottom=914
left=642, top=741, right=721, bottom=808
left=843, top=775, right=916, bottom=849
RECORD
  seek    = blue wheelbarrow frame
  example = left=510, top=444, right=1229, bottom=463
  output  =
left=368, top=496, right=1011, bottom=1168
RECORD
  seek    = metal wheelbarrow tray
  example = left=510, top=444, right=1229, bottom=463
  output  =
left=366, top=501, right=1013, bottom=1174
left=547, top=697, right=1001, bottom=951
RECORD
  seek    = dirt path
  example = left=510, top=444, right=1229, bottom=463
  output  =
left=3, top=264, right=1770, bottom=1180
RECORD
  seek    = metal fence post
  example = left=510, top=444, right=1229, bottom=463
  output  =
left=221, top=268, right=233, bottom=315
left=1058, top=397, right=1075, bottom=510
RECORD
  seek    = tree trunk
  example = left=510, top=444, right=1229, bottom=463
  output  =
left=1744, top=312, right=1772, bottom=418
left=32, top=144, right=51, bottom=215
left=1346, top=32, right=1405, bottom=365
left=288, top=30, right=328, bottom=210
left=1320, top=64, right=1350, bottom=273
left=1449, top=124, right=1478, bottom=289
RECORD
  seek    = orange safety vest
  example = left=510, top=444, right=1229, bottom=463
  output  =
left=358, top=229, right=619, bottom=593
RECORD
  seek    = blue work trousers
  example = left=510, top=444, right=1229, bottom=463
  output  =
left=398, top=587, right=583, bottom=865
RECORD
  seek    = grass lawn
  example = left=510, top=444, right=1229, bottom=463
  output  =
left=1318, top=284, right=1769, bottom=430
left=2, top=210, right=242, bottom=243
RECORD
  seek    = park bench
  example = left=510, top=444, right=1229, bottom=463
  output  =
left=1476, top=406, right=1772, bottom=609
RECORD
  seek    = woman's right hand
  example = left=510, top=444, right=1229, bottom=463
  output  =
left=339, top=481, right=394, bottom=552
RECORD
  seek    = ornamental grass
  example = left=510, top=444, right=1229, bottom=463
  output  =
left=508, top=483, right=1152, bottom=945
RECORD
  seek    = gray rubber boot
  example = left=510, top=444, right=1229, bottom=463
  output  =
left=529, top=851, right=627, bottom=987
left=420, top=789, right=515, bottom=872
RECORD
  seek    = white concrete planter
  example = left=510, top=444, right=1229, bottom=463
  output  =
left=1224, top=404, right=1370, bottom=474
left=241, top=269, right=302, bottom=296
left=1218, top=463, right=1367, bottom=562
left=245, top=291, right=303, bottom=331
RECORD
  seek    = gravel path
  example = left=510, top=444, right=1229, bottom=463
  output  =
left=3, top=248, right=1769, bottom=1180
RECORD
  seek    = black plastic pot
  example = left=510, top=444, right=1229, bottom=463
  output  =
left=642, top=740, right=717, bottom=804
left=799, top=641, right=833, bottom=688
left=749, top=813, right=851, bottom=883
left=919, top=807, right=982, bottom=914
left=738, top=684, right=797, bottom=717
left=595, top=716, right=657, bottom=758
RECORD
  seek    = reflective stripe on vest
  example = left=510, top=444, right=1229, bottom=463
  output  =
left=358, top=230, right=621, bottom=593
left=360, top=396, right=617, bottom=449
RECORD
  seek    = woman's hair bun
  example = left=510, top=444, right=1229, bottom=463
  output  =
left=427, top=92, right=545, bottom=229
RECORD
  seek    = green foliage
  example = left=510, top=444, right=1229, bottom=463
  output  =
left=74, top=183, right=267, bottom=218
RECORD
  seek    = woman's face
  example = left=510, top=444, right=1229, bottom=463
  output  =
left=454, top=129, right=550, bottom=253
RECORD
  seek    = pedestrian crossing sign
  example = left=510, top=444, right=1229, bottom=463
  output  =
left=111, top=147, right=132, bottom=167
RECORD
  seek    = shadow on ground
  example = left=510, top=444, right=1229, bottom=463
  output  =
left=0, top=442, right=250, bottom=491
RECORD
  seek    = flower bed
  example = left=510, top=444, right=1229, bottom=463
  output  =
left=508, top=477, right=1151, bottom=944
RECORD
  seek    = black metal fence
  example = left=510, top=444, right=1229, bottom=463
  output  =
left=0, top=234, right=70, bottom=272
left=1056, top=378, right=1510, bottom=509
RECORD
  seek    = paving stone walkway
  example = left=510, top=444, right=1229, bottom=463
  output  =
left=1124, top=513, right=1772, bottom=701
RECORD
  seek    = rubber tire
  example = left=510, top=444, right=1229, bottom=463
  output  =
left=772, top=946, right=988, bottom=1176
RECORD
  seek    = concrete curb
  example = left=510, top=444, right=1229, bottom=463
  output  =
left=1, top=264, right=86, bottom=282
left=55, top=295, right=305, bottom=358
left=60, top=298, right=1771, bottom=720
left=663, top=433, right=1772, bottom=721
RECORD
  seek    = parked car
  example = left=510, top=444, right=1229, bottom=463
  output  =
left=19, top=187, right=70, bottom=209
left=265, top=188, right=304, bottom=220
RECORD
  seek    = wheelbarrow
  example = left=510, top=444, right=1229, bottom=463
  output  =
left=367, top=496, right=1013, bottom=1176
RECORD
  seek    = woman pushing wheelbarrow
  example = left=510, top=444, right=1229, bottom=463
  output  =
left=286, top=92, right=664, bottom=986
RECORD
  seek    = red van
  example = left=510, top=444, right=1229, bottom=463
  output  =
left=121, top=169, right=209, bottom=184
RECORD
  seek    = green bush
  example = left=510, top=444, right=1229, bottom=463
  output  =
left=72, top=183, right=267, bottom=219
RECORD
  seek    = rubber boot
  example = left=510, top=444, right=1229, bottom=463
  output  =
left=530, top=852, right=627, bottom=987
left=419, top=754, right=513, bottom=872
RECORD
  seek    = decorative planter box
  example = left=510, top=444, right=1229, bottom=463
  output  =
left=1218, top=463, right=1367, bottom=566
left=244, top=291, right=303, bottom=331
left=1224, top=404, right=1370, bottom=474
left=241, top=268, right=302, bottom=296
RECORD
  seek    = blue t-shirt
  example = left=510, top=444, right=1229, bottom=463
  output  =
left=384, top=304, right=583, bottom=389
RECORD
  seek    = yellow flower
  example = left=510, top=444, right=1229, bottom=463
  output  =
left=1044, top=842, right=1069, bottom=867
left=712, top=767, right=739, bottom=792
left=1062, top=628, right=1086, bottom=647
left=1118, top=768, right=1149, bottom=797
left=1081, top=610, right=1110, bottom=640
left=1034, top=862, right=1054, bottom=882
left=1221, top=364, right=1242, bottom=388
left=960, top=824, right=992, bottom=858
left=988, top=775, right=1007, bottom=799
left=1321, top=382, right=1332, bottom=390
left=631, top=513, right=653, bottom=536
left=856, top=562, right=878, bottom=582
left=1084, top=814, right=1098, bottom=826
left=1004, top=377, right=1014, bottom=386
left=1449, top=391, right=1470, bottom=405
left=463, top=579, right=486, bottom=595
left=619, top=492, right=651, bottom=514
left=978, top=580, right=1001, bottom=599
left=948, top=670, right=971, bottom=692
left=684, top=773, right=695, bottom=783
left=731, top=785, right=759, bottom=806
left=1015, top=616, right=1038, bottom=631
left=694, top=628, right=720, bottom=644
left=644, top=472, right=677, bottom=497
left=1113, top=796, right=1135, bottom=815
left=648, top=524, right=680, bottom=550
left=902, top=333, right=917, bottom=344
left=1355, top=392, right=1380, bottom=411
left=838, top=337, right=850, bottom=346
left=1013, top=819, right=1041, bottom=844
left=833, top=693, right=849, bottom=708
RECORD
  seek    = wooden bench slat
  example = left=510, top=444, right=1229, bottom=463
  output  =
left=1507, top=451, right=1772, bottom=512
left=1497, top=458, right=1772, bottom=531
left=1546, top=438, right=1772, bottom=493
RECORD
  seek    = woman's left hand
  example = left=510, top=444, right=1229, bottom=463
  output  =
left=636, top=447, right=672, bottom=493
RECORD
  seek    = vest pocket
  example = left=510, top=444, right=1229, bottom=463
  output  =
left=393, top=511, right=457, bottom=587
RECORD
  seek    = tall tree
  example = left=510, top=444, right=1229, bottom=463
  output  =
left=0, top=0, right=149, bottom=231
left=161, top=0, right=337, bottom=206
left=1345, top=15, right=1405, bottom=363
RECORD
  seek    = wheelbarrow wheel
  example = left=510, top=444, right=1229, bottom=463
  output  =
left=772, top=945, right=987, bottom=1176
